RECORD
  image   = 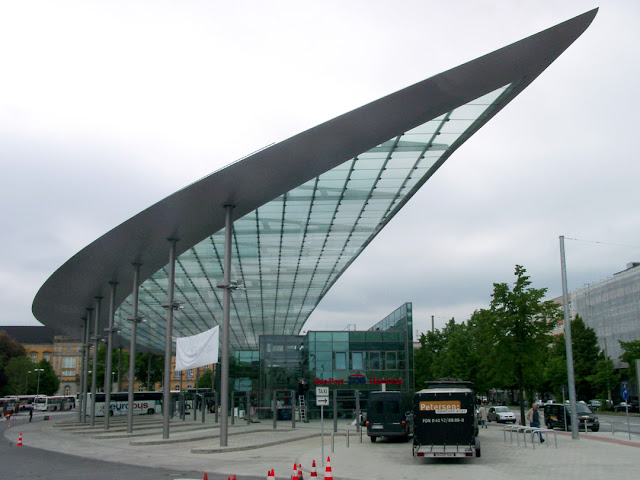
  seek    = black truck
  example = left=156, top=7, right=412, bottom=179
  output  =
left=412, top=379, right=480, bottom=458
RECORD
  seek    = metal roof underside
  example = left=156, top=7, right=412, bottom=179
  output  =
left=32, top=10, right=597, bottom=354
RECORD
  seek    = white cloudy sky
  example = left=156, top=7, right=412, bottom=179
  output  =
left=2, top=1, right=639, bottom=336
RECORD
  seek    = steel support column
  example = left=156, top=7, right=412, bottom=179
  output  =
left=82, top=308, right=92, bottom=423
left=220, top=204, right=234, bottom=446
left=162, top=239, right=178, bottom=439
left=127, top=263, right=141, bottom=434
left=90, top=297, right=102, bottom=426
left=78, top=316, right=88, bottom=423
left=104, top=282, right=117, bottom=430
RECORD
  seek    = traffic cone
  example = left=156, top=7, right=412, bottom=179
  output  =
left=297, top=463, right=304, bottom=480
left=17, top=433, right=23, bottom=447
left=267, top=468, right=275, bottom=480
left=203, top=473, right=208, bottom=480
left=233, top=476, right=237, bottom=480
left=291, top=462, right=299, bottom=480
left=310, top=460, right=317, bottom=479
left=324, top=457, right=333, bottom=480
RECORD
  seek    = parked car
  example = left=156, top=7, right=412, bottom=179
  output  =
left=587, top=399, right=601, bottom=410
left=614, top=401, right=639, bottom=413
left=487, top=406, right=516, bottom=423
left=544, top=402, right=599, bottom=432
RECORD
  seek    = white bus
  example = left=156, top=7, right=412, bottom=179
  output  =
left=88, top=392, right=163, bottom=416
left=34, top=395, right=76, bottom=411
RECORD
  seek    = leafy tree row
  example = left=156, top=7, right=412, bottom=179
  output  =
left=413, top=265, right=633, bottom=413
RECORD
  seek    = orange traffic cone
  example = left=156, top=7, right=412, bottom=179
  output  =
left=267, top=468, right=275, bottom=480
left=203, top=473, right=208, bottom=480
left=291, top=462, right=299, bottom=480
left=17, top=433, right=23, bottom=447
left=310, top=460, right=317, bottom=478
left=324, top=457, right=333, bottom=480
left=233, top=476, right=237, bottom=480
left=297, top=463, right=304, bottom=480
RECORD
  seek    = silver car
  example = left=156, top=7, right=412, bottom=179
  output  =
left=487, top=406, right=517, bottom=423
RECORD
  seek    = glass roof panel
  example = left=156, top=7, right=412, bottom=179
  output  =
left=114, top=84, right=512, bottom=351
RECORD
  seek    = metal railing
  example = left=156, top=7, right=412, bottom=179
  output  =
left=504, top=425, right=557, bottom=449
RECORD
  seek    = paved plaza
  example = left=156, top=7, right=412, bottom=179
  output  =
left=4, top=411, right=640, bottom=480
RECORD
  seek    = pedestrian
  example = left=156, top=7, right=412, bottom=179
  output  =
left=29, top=407, right=33, bottom=422
left=526, top=402, right=544, bottom=443
left=479, top=403, right=488, bottom=428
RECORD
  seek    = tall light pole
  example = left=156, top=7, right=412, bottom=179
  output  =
left=34, top=368, right=44, bottom=398
left=25, top=370, right=31, bottom=395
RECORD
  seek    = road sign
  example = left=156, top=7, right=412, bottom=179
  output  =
left=316, top=396, right=329, bottom=406
left=621, top=387, right=629, bottom=400
left=316, top=387, right=329, bottom=397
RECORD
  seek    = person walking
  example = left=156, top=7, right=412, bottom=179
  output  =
left=29, top=406, right=33, bottom=422
left=479, top=403, right=488, bottom=428
left=527, top=402, right=544, bottom=443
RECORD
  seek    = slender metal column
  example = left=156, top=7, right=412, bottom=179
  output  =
left=162, top=239, right=178, bottom=439
left=560, top=236, right=579, bottom=440
left=82, top=308, right=92, bottom=423
left=78, top=316, right=88, bottom=423
left=220, top=204, right=234, bottom=446
left=127, top=263, right=141, bottom=434
left=117, top=347, right=122, bottom=392
left=90, top=298, right=102, bottom=426
left=104, top=282, right=117, bottom=430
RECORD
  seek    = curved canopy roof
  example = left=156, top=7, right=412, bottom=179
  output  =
left=33, top=10, right=597, bottom=353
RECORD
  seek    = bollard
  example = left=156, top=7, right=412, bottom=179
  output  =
left=231, top=394, right=235, bottom=426
left=346, top=429, right=350, bottom=448
left=360, top=425, right=363, bottom=443
left=272, top=391, right=277, bottom=430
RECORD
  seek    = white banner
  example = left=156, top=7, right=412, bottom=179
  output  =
left=175, top=326, right=219, bottom=371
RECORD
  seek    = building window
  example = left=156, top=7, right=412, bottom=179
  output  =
left=138, top=385, right=144, bottom=392
left=386, top=352, right=397, bottom=370
left=30, top=352, right=38, bottom=363
left=186, top=369, right=194, bottom=379
left=174, top=385, right=181, bottom=391
left=351, top=352, right=364, bottom=370
left=62, top=356, right=75, bottom=376
left=368, top=352, right=381, bottom=370
left=43, top=352, right=52, bottom=363
left=334, top=352, right=347, bottom=370
left=64, top=386, right=71, bottom=395
left=175, top=370, right=182, bottom=380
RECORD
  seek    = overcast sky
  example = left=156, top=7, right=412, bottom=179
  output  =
left=2, top=1, right=639, bottom=337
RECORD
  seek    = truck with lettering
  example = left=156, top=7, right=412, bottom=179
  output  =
left=412, top=379, right=480, bottom=458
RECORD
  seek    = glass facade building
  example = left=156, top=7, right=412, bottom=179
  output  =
left=568, top=263, right=640, bottom=368
left=236, top=303, right=414, bottom=417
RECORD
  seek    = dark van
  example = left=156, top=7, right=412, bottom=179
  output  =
left=366, top=391, right=412, bottom=442
left=544, top=402, right=599, bottom=432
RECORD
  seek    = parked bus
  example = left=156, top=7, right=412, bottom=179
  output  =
left=88, top=392, right=163, bottom=417
left=1, top=397, right=18, bottom=416
left=34, top=395, right=76, bottom=411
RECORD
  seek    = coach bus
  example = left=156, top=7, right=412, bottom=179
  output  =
left=34, top=395, right=76, bottom=411
left=88, top=391, right=163, bottom=416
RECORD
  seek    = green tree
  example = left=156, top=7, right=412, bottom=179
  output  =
left=196, top=369, right=213, bottom=389
left=4, top=356, right=36, bottom=395
left=34, top=359, right=59, bottom=396
left=135, top=353, right=165, bottom=390
left=588, top=355, right=618, bottom=407
left=488, top=265, right=560, bottom=421
left=0, top=330, right=28, bottom=396
left=619, top=339, right=640, bottom=380
left=414, top=329, right=445, bottom=388
left=569, top=316, right=601, bottom=400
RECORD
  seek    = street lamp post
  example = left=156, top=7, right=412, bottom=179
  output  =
left=34, top=368, right=44, bottom=399
left=25, top=370, right=31, bottom=395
